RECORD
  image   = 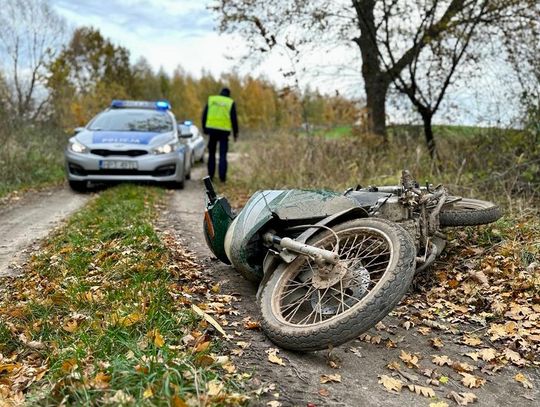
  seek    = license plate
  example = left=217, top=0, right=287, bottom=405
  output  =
left=99, top=160, right=138, bottom=170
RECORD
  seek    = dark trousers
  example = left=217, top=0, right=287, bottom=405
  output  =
left=207, top=131, right=229, bottom=182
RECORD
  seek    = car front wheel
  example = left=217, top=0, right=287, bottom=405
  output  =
left=68, top=180, right=88, bottom=193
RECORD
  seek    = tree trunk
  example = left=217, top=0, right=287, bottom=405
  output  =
left=421, top=111, right=437, bottom=159
left=365, top=77, right=388, bottom=137
left=353, top=0, right=388, bottom=139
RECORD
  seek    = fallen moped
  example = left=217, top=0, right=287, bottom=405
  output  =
left=203, top=171, right=501, bottom=351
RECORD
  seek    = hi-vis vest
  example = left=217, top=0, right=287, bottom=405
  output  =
left=206, top=95, right=234, bottom=131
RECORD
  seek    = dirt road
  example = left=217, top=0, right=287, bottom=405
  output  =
left=165, top=165, right=539, bottom=407
left=0, top=187, right=90, bottom=277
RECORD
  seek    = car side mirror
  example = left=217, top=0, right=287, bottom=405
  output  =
left=74, top=127, right=85, bottom=133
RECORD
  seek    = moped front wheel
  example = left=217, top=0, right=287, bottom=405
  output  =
left=259, top=218, right=416, bottom=352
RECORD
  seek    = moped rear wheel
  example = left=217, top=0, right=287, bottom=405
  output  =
left=259, top=218, right=416, bottom=352
left=440, top=198, right=501, bottom=227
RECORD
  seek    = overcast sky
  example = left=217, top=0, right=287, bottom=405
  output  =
left=49, top=0, right=518, bottom=126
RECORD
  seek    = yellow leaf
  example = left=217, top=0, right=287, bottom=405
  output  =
left=120, top=312, right=143, bottom=327
left=93, top=372, right=111, bottom=389
left=171, top=395, right=188, bottom=407
left=378, top=375, right=402, bottom=393
left=63, top=319, right=78, bottom=333
left=143, top=386, right=153, bottom=399
left=320, top=374, right=342, bottom=384
left=514, top=373, right=533, bottom=389
left=61, top=358, right=77, bottom=373
left=407, top=384, right=435, bottom=398
left=194, top=341, right=210, bottom=353
left=266, top=348, right=286, bottom=366
left=430, top=402, right=449, bottom=407
left=148, top=329, right=165, bottom=347
left=207, top=380, right=224, bottom=396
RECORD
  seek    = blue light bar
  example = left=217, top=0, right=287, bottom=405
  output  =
left=110, top=100, right=171, bottom=110
left=156, top=100, right=171, bottom=110
left=184, top=120, right=193, bottom=126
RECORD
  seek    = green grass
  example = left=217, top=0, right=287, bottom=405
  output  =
left=0, top=184, right=248, bottom=406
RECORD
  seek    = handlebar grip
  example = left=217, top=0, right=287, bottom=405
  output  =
left=203, top=176, right=217, bottom=203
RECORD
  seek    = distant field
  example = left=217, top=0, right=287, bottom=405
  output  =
left=301, top=124, right=517, bottom=140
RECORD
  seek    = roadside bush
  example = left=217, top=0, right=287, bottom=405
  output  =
left=0, top=123, right=67, bottom=197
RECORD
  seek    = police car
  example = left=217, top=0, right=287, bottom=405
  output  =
left=179, top=120, right=206, bottom=163
left=65, top=100, right=192, bottom=192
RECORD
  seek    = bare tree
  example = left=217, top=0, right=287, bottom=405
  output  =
left=0, top=0, right=66, bottom=120
left=212, top=0, right=535, bottom=140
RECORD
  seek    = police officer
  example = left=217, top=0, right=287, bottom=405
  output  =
left=201, top=87, right=238, bottom=182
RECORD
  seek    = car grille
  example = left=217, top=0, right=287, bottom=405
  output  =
left=90, top=149, right=148, bottom=157
left=69, top=164, right=176, bottom=177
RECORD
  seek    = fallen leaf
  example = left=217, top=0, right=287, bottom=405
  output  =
left=194, top=341, right=210, bottom=353
left=387, top=361, right=401, bottom=371
left=61, top=358, right=77, bottom=373
left=207, top=380, right=224, bottom=396
left=400, top=350, right=420, bottom=368
left=431, top=337, right=444, bottom=349
left=407, top=384, right=435, bottom=398
left=93, top=372, right=111, bottom=389
left=432, top=355, right=453, bottom=366
left=143, top=386, right=154, bottom=399
left=318, top=388, right=330, bottom=397
left=462, top=335, right=482, bottom=346
left=446, top=391, right=478, bottom=406
left=503, top=348, right=527, bottom=366
left=514, top=373, right=533, bottom=389
left=63, top=319, right=78, bottom=333
left=452, top=361, right=475, bottom=373
left=378, top=375, right=402, bottom=393
left=267, top=401, right=281, bottom=407
left=171, top=395, right=188, bottom=407
left=430, top=402, right=449, bottom=407
left=192, top=304, right=227, bottom=337
left=478, top=348, right=497, bottom=362
left=320, top=374, right=342, bottom=384
left=266, top=348, right=286, bottom=366
left=459, top=372, right=486, bottom=388
left=464, top=352, right=479, bottom=362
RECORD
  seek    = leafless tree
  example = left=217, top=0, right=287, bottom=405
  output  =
left=0, top=0, right=66, bottom=120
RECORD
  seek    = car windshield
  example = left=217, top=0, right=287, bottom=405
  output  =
left=88, top=109, right=173, bottom=133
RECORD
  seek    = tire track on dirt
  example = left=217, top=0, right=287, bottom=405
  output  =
left=0, top=187, right=91, bottom=277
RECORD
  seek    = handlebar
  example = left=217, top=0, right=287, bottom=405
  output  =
left=203, top=176, right=217, bottom=204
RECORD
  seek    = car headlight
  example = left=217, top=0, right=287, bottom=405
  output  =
left=153, top=140, right=181, bottom=155
left=69, top=140, right=89, bottom=154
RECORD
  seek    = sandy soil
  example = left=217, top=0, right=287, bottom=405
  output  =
left=0, top=187, right=91, bottom=277
left=164, top=164, right=539, bottom=407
